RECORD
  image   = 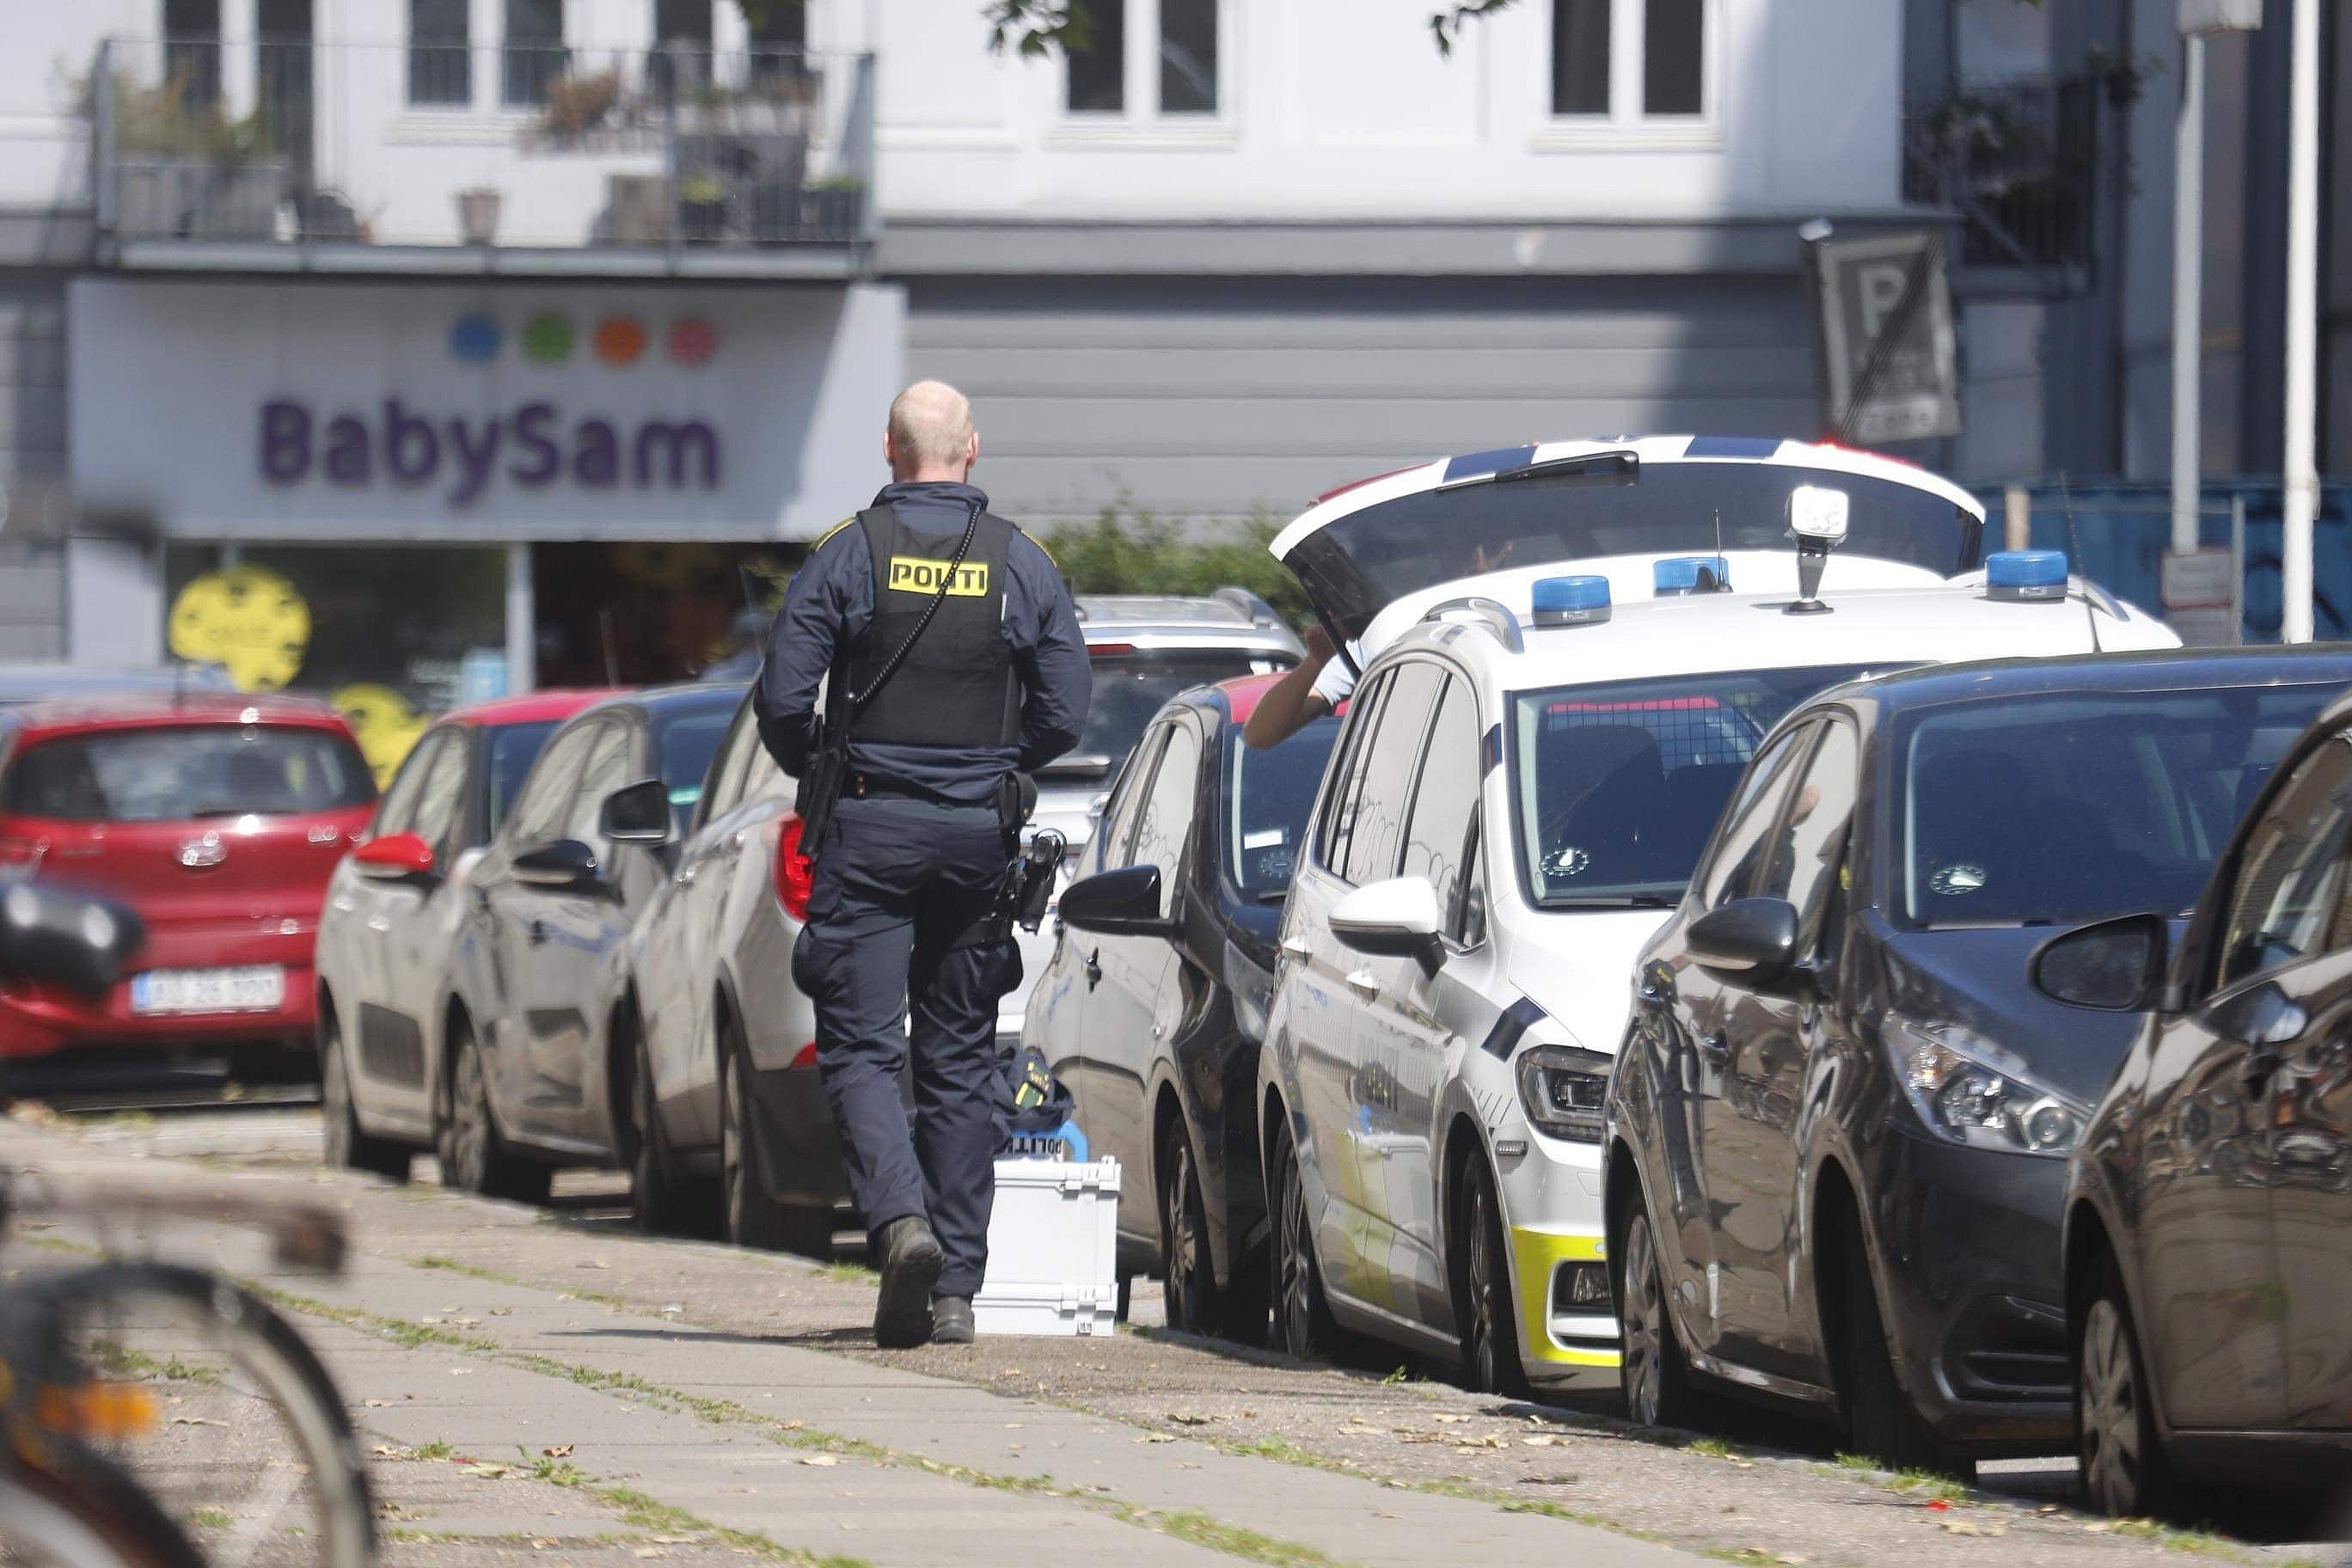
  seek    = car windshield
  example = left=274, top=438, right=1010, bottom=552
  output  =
left=3, top=726, right=374, bottom=823
left=485, top=720, right=560, bottom=836
left=1055, top=647, right=1297, bottom=781
left=1286, top=462, right=1981, bottom=639
left=1896, top=683, right=2344, bottom=928
left=1510, top=665, right=1890, bottom=906
left=1225, top=711, right=1344, bottom=903
left=658, top=708, right=736, bottom=831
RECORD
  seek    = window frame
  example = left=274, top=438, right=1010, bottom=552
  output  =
left=1399, top=668, right=1484, bottom=927
left=407, top=726, right=476, bottom=859
left=1314, top=667, right=1392, bottom=877
left=1755, top=714, right=1860, bottom=959
left=404, top=0, right=472, bottom=107
left=1693, top=720, right=1817, bottom=911
left=1340, top=660, right=1446, bottom=889
left=368, top=727, right=444, bottom=840
left=1054, top=0, right=1237, bottom=144
left=504, top=717, right=598, bottom=848
left=1097, top=723, right=1172, bottom=873
left=2209, top=737, right=2352, bottom=997
left=1534, top=0, right=1724, bottom=149
left=1127, top=713, right=1206, bottom=918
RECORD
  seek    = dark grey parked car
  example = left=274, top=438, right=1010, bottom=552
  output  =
left=1607, top=647, right=2352, bottom=1475
left=2041, top=680, right=2352, bottom=1516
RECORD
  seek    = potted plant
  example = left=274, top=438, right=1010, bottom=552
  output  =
left=677, top=174, right=728, bottom=242
left=799, top=174, right=864, bottom=239
left=106, top=70, right=287, bottom=241
left=536, top=69, right=622, bottom=143
left=456, top=186, right=502, bottom=245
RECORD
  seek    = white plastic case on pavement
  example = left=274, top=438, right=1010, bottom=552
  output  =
left=973, top=1156, right=1121, bottom=1337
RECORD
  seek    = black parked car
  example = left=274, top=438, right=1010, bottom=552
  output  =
left=438, top=684, right=740, bottom=1199
left=1607, top=647, right=2352, bottom=1474
left=1027, top=673, right=1344, bottom=1339
left=2037, top=682, right=2352, bottom=1516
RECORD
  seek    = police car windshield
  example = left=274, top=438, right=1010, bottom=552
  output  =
left=1290, top=463, right=1980, bottom=640
left=1510, top=665, right=1882, bottom=907
left=1896, top=683, right=2343, bottom=929
left=1225, top=711, right=1344, bottom=903
left=1053, top=647, right=1297, bottom=780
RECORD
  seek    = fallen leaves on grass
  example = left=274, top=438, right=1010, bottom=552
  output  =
left=540, top=1445, right=573, bottom=1458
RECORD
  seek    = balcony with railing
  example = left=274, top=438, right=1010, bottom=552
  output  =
left=92, top=35, right=876, bottom=275
left=1902, top=74, right=2102, bottom=298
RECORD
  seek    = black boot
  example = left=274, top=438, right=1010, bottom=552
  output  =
left=932, top=1295, right=975, bottom=1344
left=872, top=1216, right=944, bottom=1348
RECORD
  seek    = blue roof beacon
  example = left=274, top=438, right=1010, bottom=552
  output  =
left=1531, top=575, right=1613, bottom=628
left=1985, top=549, right=2071, bottom=603
left=1653, top=555, right=1733, bottom=596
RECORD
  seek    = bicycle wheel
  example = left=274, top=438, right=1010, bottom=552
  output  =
left=0, top=1438, right=209, bottom=1568
left=15, top=1261, right=374, bottom=1568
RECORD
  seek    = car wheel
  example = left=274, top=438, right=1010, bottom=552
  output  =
left=1454, top=1160, right=1528, bottom=1395
left=1619, top=1201, right=1708, bottom=1430
left=438, top=1018, right=552, bottom=1204
left=2079, top=1265, right=2171, bottom=1517
left=1836, top=1214, right=1970, bottom=1479
left=629, top=1027, right=688, bottom=1234
left=722, top=1043, right=835, bottom=1259
left=320, top=1009, right=409, bottom=1181
left=1159, top=1120, right=1222, bottom=1337
left=1270, top=1122, right=1337, bottom=1362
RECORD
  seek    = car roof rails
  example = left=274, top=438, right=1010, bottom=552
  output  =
left=1210, top=585, right=1283, bottom=627
left=1419, top=596, right=1524, bottom=653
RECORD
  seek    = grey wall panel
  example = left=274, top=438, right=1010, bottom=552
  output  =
left=908, top=276, right=1821, bottom=528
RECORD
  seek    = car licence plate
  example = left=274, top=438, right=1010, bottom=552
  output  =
left=131, top=966, right=285, bottom=1016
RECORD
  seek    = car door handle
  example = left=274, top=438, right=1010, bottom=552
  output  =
left=1283, top=937, right=1314, bottom=961
left=1700, top=1032, right=1730, bottom=1060
left=1082, top=949, right=1102, bottom=989
left=1345, top=969, right=1380, bottom=999
left=1151, top=1021, right=1167, bottom=1041
left=723, top=830, right=747, bottom=855
left=674, top=863, right=699, bottom=886
left=365, top=915, right=391, bottom=934
left=1637, top=977, right=1670, bottom=1006
left=528, top=919, right=548, bottom=946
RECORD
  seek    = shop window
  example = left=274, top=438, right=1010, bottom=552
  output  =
left=1548, top=0, right=1711, bottom=124
left=407, top=0, right=470, bottom=106
left=1064, top=0, right=1222, bottom=122
left=162, top=0, right=222, bottom=113
left=503, top=0, right=566, bottom=108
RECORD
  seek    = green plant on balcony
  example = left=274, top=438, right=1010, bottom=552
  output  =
left=538, top=69, right=625, bottom=140
left=106, top=69, right=273, bottom=163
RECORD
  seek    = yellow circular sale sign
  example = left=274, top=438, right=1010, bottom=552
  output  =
left=168, top=566, right=312, bottom=691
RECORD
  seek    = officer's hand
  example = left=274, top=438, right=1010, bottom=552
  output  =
left=1302, top=623, right=1333, bottom=666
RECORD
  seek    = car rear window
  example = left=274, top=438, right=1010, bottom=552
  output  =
left=1062, top=647, right=1297, bottom=781
left=3, top=726, right=375, bottom=823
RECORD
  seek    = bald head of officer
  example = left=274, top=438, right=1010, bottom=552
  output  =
left=752, top=379, right=1090, bottom=1349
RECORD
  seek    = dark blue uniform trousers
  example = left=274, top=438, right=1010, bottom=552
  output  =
left=790, top=794, right=1017, bottom=1299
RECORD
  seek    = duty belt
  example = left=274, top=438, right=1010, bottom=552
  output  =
left=848, top=772, right=965, bottom=805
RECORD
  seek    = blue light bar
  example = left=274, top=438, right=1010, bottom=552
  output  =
left=1986, top=549, right=2069, bottom=603
left=1532, top=575, right=1611, bottom=628
left=1653, top=555, right=1731, bottom=596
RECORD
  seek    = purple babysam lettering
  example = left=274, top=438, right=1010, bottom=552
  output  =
left=323, top=415, right=371, bottom=485
left=508, top=402, right=560, bottom=487
left=384, top=397, right=439, bottom=487
left=573, top=418, right=620, bottom=487
left=634, top=420, right=720, bottom=489
left=446, top=416, right=504, bottom=506
left=260, top=401, right=310, bottom=484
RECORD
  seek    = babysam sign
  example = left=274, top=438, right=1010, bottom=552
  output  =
left=69, top=279, right=905, bottom=543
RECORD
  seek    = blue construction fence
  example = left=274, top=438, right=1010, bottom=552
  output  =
left=1975, top=481, right=2352, bottom=644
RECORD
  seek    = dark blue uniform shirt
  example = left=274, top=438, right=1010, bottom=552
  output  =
left=754, top=481, right=1090, bottom=804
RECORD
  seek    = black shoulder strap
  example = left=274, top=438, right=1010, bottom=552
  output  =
left=839, top=500, right=983, bottom=716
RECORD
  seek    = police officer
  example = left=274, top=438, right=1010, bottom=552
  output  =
left=755, top=381, right=1089, bottom=1348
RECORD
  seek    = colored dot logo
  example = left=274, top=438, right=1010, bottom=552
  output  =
left=520, top=313, right=573, bottom=364
left=593, top=315, right=647, bottom=366
left=450, top=313, right=501, bottom=364
left=448, top=311, right=720, bottom=367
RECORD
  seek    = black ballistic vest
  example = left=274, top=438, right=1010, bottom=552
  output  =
left=845, top=504, right=1023, bottom=748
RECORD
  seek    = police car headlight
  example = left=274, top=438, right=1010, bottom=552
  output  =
left=1886, top=1017, right=2086, bottom=1158
left=1515, top=1044, right=1609, bottom=1144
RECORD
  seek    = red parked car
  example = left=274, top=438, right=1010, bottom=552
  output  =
left=0, top=693, right=377, bottom=1067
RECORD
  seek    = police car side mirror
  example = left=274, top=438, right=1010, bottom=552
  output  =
left=1060, top=866, right=1174, bottom=938
left=599, top=778, right=675, bottom=848
left=1331, top=877, right=1444, bottom=977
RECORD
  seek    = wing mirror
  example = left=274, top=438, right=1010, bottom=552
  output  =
left=1330, top=876, right=1444, bottom=977
left=0, top=882, right=144, bottom=995
left=597, top=778, right=674, bottom=848
left=1687, top=897, right=1802, bottom=990
left=352, top=831, right=437, bottom=879
left=1058, top=866, right=1174, bottom=938
left=512, top=838, right=606, bottom=894
left=2030, top=912, right=2168, bottom=1013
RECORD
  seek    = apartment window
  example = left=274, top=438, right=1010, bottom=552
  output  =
left=503, top=0, right=565, bottom=107
left=162, top=0, right=222, bottom=113
left=1063, top=0, right=1222, bottom=122
left=407, top=0, right=470, bottom=107
left=649, top=0, right=714, bottom=98
left=745, top=0, right=805, bottom=83
left=1548, top=0, right=1710, bottom=123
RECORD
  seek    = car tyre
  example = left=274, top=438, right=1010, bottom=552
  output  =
left=320, top=1008, right=410, bottom=1181
left=2078, top=1261, right=2171, bottom=1517
left=722, top=1041, right=836, bottom=1259
left=1836, top=1214, right=1971, bottom=1479
left=628, top=1025, right=689, bottom=1234
left=1619, top=1199, right=1710, bottom=1430
left=1454, top=1158, right=1528, bottom=1396
left=438, top=1016, right=553, bottom=1204
left=1270, top=1121, right=1338, bottom=1361
left=1161, top=1117, right=1265, bottom=1340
